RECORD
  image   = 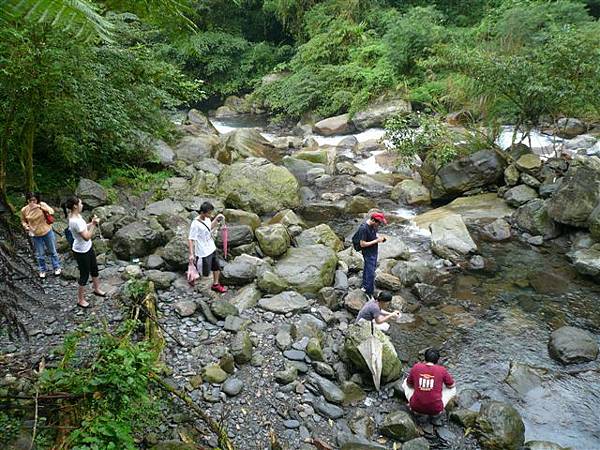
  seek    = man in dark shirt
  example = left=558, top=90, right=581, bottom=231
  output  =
left=403, top=348, right=456, bottom=425
left=358, top=212, right=387, bottom=300
left=356, top=290, right=401, bottom=332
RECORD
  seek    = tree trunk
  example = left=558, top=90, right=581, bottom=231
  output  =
left=23, top=121, right=35, bottom=193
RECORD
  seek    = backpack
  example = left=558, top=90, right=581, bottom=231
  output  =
left=64, top=227, right=75, bottom=247
left=351, top=223, right=365, bottom=252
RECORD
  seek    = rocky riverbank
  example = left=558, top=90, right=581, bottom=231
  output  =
left=2, top=104, right=600, bottom=449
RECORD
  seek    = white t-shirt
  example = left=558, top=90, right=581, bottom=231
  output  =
left=188, top=217, right=216, bottom=258
left=69, top=216, right=92, bottom=254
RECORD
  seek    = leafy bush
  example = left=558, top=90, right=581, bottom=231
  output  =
left=100, top=167, right=173, bottom=197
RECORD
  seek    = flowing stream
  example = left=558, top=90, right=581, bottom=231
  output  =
left=211, top=117, right=600, bottom=449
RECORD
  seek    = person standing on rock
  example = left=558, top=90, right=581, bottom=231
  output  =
left=188, top=201, right=227, bottom=294
left=403, top=348, right=456, bottom=426
left=21, top=192, right=62, bottom=278
left=63, top=196, right=106, bottom=308
left=355, top=212, right=387, bottom=300
left=356, top=290, right=401, bottom=332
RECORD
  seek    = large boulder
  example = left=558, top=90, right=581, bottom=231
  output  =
left=429, top=150, right=506, bottom=200
left=587, top=202, right=600, bottom=241
left=556, top=117, right=586, bottom=138
left=296, top=224, right=344, bottom=252
left=76, top=178, right=108, bottom=208
left=314, top=114, right=355, bottom=136
left=112, top=221, right=164, bottom=260
left=381, top=411, right=419, bottom=442
left=513, top=199, right=561, bottom=240
left=273, top=245, right=338, bottom=294
left=218, top=158, right=300, bottom=214
left=145, top=199, right=185, bottom=216
left=160, top=234, right=188, bottom=270
left=548, top=326, right=599, bottom=364
left=268, top=209, right=306, bottom=228
left=352, top=98, right=412, bottom=131
left=221, top=254, right=265, bottom=286
left=215, top=224, right=253, bottom=248
left=223, top=209, right=261, bottom=230
left=281, top=156, right=326, bottom=186
left=547, top=156, right=600, bottom=227
left=255, top=224, right=291, bottom=257
left=476, top=401, right=525, bottom=450
left=430, top=214, right=477, bottom=263
left=152, top=140, right=175, bottom=166
left=258, top=291, right=310, bottom=314
left=377, top=236, right=410, bottom=261
left=344, top=321, right=402, bottom=383
left=223, top=128, right=279, bottom=162
left=390, top=179, right=431, bottom=205
left=173, top=134, right=221, bottom=163
left=186, top=108, right=218, bottom=134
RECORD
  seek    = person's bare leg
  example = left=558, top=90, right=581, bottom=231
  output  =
left=92, top=277, right=105, bottom=295
left=78, top=286, right=89, bottom=307
left=212, top=270, right=220, bottom=285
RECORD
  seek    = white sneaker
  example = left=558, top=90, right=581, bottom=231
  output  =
left=54, top=268, right=62, bottom=276
left=39, top=272, right=46, bottom=279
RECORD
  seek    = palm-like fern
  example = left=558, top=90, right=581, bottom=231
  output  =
left=1, top=0, right=114, bottom=42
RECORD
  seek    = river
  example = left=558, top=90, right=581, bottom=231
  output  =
left=210, top=116, right=600, bottom=449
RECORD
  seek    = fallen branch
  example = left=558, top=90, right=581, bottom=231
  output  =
left=150, top=373, right=235, bottom=450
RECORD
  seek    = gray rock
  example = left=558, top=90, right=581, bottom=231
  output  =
left=296, top=224, right=344, bottom=252
left=259, top=291, right=310, bottom=314
left=548, top=326, right=599, bottom=364
left=377, top=236, right=410, bottom=261
left=515, top=153, right=542, bottom=172
left=352, top=98, right=411, bottom=131
left=390, top=179, right=431, bottom=205
left=313, top=361, right=335, bottom=378
left=275, top=365, right=298, bottom=384
left=504, top=185, right=538, bottom=207
left=173, top=134, right=220, bottom=163
left=145, top=270, right=177, bottom=290
left=283, top=349, right=306, bottom=361
left=146, top=254, right=165, bottom=270
left=336, top=432, right=386, bottom=450
left=314, top=113, right=354, bottom=136
left=513, top=199, right=561, bottom=240
left=273, top=245, right=338, bottom=294
left=315, top=400, right=344, bottom=419
left=482, top=218, right=511, bottom=241
left=152, top=139, right=175, bottom=166
left=276, top=327, right=293, bottom=351
left=283, top=419, right=300, bottom=429
left=334, top=270, right=349, bottom=292
left=403, top=437, right=430, bottom=450
left=223, top=316, right=247, bottom=332
left=311, top=374, right=345, bottom=405
left=222, top=378, right=243, bottom=396
left=255, top=224, right=291, bottom=257
left=504, top=164, right=520, bottom=186
left=381, top=411, right=419, bottom=442
left=229, top=283, right=261, bottom=312
left=221, top=254, right=264, bottom=286
left=520, top=172, right=541, bottom=188
left=568, top=243, right=600, bottom=277
left=556, top=117, right=586, bottom=138
left=210, top=301, right=239, bottom=320
left=145, top=199, right=185, bottom=216
left=589, top=203, right=600, bottom=241
left=523, top=440, right=568, bottom=450
left=476, top=400, right=525, bottom=450
left=430, top=214, right=477, bottom=262
left=391, top=260, right=434, bottom=287
left=231, top=331, right=253, bottom=364
left=292, top=314, right=327, bottom=340
left=76, top=178, right=108, bottom=208
left=175, top=301, right=197, bottom=318
left=112, top=221, right=164, bottom=260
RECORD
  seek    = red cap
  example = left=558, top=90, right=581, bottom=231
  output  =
left=371, top=212, right=387, bottom=224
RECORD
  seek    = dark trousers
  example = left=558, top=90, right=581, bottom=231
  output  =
left=74, top=247, right=98, bottom=286
left=362, top=254, right=377, bottom=296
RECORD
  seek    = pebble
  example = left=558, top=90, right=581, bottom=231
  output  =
left=222, top=378, right=244, bottom=396
left=283, top=419, right=300, bottom=429
left=283, top=349, right=306, bottom=361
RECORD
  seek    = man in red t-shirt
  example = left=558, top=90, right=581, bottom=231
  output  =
left=403, top=348, right=456, bottom=425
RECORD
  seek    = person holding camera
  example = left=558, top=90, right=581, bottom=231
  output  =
left=356, top=290, right=401, bottom=332
left=20, top=192, right=61, bottom=278
left=188, top=201, right=227, bottom=294
left=63, top=196, right=106, bottom=308
left=357, top=212, right=387, bottom=300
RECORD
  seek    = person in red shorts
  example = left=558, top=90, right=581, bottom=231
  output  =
left=403, top=348, right=456, bottom=426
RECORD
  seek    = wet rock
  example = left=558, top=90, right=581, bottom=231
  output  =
left=336, top=432, right=386, bottom=450
left=344, top=322, right=402, bottom=383
left=515, top=154, right=542, bottom=173
left=504, top=185, right=538, bottom=207
left=513, top=199, right=560, bottom=240
left=76, top=178, right=108, bottom=208
left=523, top=440, right=568, bottom=450
left=229, top=284, right=261, bottom=312
left=381, top=410, right=419, bottom=442
left=175, top=301, right=197, bottom=318
left=476, top=400, right=525, bottom=450
left=272, top=245, right=338, bottom=294
left=568, top=243, right=600, bottom=277
left=548, top=326, right=599, bottom=364
left=218, top=158, right=300, bottom=214
left=391, top=179, right=431, bottom=205
left=547, top=156, right=600, bottom=227
left=429, top=150, right=506, bottom=200
left=403, top=437, right=430, bottom=450
left=314, top=113, right=354, bottom=136
left=259, top=291, right=310, bottom=314
left=231, top=331, right=253, bottom=364
left=222, top=378, right=243, bottom=396
left=255, top=224, right=291, bottom=257
left=202, top=364, right=229, bottom=384
left=450, top=408, right=479, bottom=428
left=527, top=271, right=569, bottom=295
left=296, top=224, right=344, bottom=252
left=482, top=218, right=512, bottom=241
left=430, top=214, right=477, bottom=263
left=505, top=361, right=548, bottom=396
left=211, top=301, right=239, bottom=320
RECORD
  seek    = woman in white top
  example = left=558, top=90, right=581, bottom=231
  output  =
left=188, top=201, right=227, bottom=293
left=63, top=196, right=106, bottom=308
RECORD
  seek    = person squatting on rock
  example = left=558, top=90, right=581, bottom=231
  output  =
left=63, top=196, right=106, bottom=308
left=188, top=201, right=227, bottom=294
left=355, top=290, right=401, bottom=332
left=21, top=192, right=62, bottom=278
left=402, top=348, right=456, bottom=426
left=357, top=212, right=387, bottom=300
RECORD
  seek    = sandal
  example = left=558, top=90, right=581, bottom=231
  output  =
left=77, top=302, right=90, bottom=308
left=93, top=290, right=107, bottom=297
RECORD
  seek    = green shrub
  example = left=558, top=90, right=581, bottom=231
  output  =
left=99, top=167, right=173, bottom=197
